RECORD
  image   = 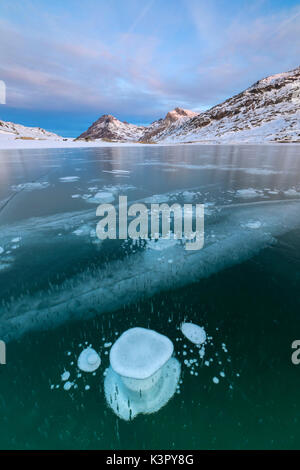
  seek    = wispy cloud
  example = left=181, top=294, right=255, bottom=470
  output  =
left=0, top=0, right=299, bottom=127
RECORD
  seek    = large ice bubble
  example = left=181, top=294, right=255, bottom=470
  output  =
left=110, top=327, right=174, bottom=379
left=104, top=328, right=180, bottom=420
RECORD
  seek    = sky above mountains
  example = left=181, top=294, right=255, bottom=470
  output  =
left=0, top=0, right=300, bottom=136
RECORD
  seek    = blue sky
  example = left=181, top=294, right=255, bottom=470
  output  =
left=0, top=0, right=300, bottom=136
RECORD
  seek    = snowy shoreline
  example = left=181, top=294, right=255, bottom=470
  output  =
left=0, top=133, right=298, bottom=150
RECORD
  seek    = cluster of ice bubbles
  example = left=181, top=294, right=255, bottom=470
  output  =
left=51, top=323, right=226, bottom=421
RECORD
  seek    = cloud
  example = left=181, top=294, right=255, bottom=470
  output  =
left=0, top=0, right=300, bottom=122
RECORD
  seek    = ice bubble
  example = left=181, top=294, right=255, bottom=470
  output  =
left=284, top=189, right=300, bottom=197
left=77, top=347, right=101, bottom=372
left=63, top=381, right=74, bottom=391
left=73, top=224, right=91, bottom=236
left=235, top=188, right=260, bottom=199
left=0, top=247, right=4, bottom=255
left=199, top=346, right=205, bottom=359
left=11, top=237, right=21, bottom=243
left=146, top=238, right=179, bottom=251
left=105, top=327, right=180, bottom=421
left=212, top=377, right=219, bottom=384
left=61, top=371, right=70, bottom=381
left=88, top=191, right=114, bottom=203
left=105, top=357, right=180, bottom=421
left=59, top=176, right=80, bottom=182
left=110, top=328, right=173, bottom=380
left=180, top=323, right=207, bottom=345
left=243, top=221, right=262, bottom=229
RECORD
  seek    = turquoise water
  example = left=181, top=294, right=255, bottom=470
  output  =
left=0, top=144, right=300, bottom=449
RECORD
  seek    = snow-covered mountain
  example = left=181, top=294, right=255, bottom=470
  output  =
left=0, top=120, right=62, bottom=140
left=157, top=66, right=300, bottom=144
left=2, top=66, right=299, bottom=146
left=77, top=114, right=145, bottom=141
left=76, top=108, right=198, bottom=142
left=77, top=66, right=300, bottom=144
left=140, top=108, right=198, bottom=142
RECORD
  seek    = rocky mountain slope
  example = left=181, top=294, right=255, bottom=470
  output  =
left=0, top=120, right=62, bottom=140
left=77, top=66, right=300, bottom=144
left=77, top=107, right=198, bottom=142
left=154, top=66, right=300, bottom=144
left=77, top=114, right=145, bottom=141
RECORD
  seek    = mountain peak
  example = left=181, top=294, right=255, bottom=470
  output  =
left=164, top=107, right=198, bottom=123
left=77, top=107, right=198, bottom=142
left=77, top=66, right=300, bottom=144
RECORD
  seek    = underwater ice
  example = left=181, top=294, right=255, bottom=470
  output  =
left=1, top=199, right=300, bottom=341
left=77, top=347, right=101, bottom=372
left=105, top=328, right=180, bottom=420
left=180, top=323, right=207, bottom=345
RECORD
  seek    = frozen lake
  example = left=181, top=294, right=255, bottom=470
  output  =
left=0, top=144, right=300, bottom=449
